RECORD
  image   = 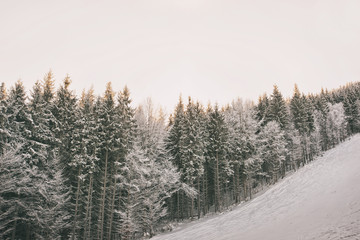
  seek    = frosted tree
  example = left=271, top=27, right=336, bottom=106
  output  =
left=290, top=85, right=315, bottom=164
left=116, top=141, right=195, bottom=238
left=0, top=82, right=9, bottom=155
left=256, top=93, right=270, bottom=126
left=166, top=96, right=186, bottom=220
left=286, top=123, right=303, bottom=170
left=135, top=98, right=167, bottom=161
left=106, top=86, right=137, bottom=240
left=205, top=104, right=230, bottom=212
left=0, top=145, right=32, bottom=240
left=267, top=85, right=289, bottom=130
left=50, top=75, right=79, bottom=239
left=343, top=91, right=360, bottom=134
left=224, top=99, right=259, bottom=202
left=95, top=82, right=125, bottom=240
left=310, top=110, right=323, bottom=157
left=76, top=88, right=101, bottom=240
left=314, top=89, right=330, bottom=150
left=258, top=121, right=287, bottom=183
left=181, top=98, right=205, bottom=219
left=326, top=103, right=347, bottom=146
left=0, top=140, right=68, bottom=239
left=6, top=80, right=31, bottom=147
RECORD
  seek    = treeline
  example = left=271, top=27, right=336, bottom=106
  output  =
left=0, top=71, right=359, bottom=239
left=166, top=83, right=360, bottom=221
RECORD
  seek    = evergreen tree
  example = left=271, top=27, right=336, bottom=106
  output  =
left=315, top=89, right=331, bottom=150
left=0, top=145, right=32, bottom=240
left=166, top=96, right=186, bottom=220
left=6, top=80, right=31, bottom=146
left=290, top=84, right=308, bottom=134
left=205, top=104, right=230, bottom=212
left=77, top=88, right=100, bottom=240
left=96, top=82, right=122, bottom=240
left=268, top=85, right=289, bottom=130
left=181, top=98, right=205, bottom=218
left=53, top=75, right=78, bottom=238
left=0, top=82, right=9, bottom=155
left=256, top=93, right=270, bottom=126
left=326, top=103, right=347, bottom=146
left=106, top=86, right=137, bottom=240
left=258, top=121, right=287, bottom=183
left=224, top=99, right=259, bottom=202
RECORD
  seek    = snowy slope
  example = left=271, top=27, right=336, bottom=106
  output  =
left=153, top=134, right=360, bottom=240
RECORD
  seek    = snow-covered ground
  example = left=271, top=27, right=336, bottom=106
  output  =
left=153, top=135, right=360, bottom=240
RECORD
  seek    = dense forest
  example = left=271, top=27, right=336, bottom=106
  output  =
left=0, top=71, right=359, bottom=240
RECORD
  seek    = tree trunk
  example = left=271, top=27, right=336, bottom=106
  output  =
left=202, top=170, right=207, bottom=215
left=215, top=152, right=220, bottom=212
left=235, top=163, right=240, bottom=203
left=107, top=168, right=118, bottom=240
left=248, top=177, right=252, bottom=200
left=72, top=167, right=82, bottom=240
left=84, top=173, right=93, bottom=240
left=177, top=191, right=180, bottom=221
left=26, top=223, right=30, bottom=240
left=197, top=177, right=201, bottom=219
left=11, top=217, right=17, bottom=240
left=191, top=196, right=194, bottom=220
left=98, top=148, right=109, bottom=240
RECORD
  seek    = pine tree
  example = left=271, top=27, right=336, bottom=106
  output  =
left=51, top=75, right=78, bottom=239
left=0, top=82, right=9, bottom=155
left=166, top=96, right=186, bottom=220
left=225, top=99, right=259, bottom=202
left=0, top=145, right=32, bottom=240
left=76, top=88, right=100, bottom=240
left=290, top=84, right=308, bottom=134
left=289, top=85, right=315, bottom=164
left=268, top=85, right=289, bottom=130
left=96, top=82, right=123, bottom=240
left=6, top=80, right=31, bottom=146
left=326, top=103, right=347, bottom=146
left=256, top=93, right=270, bottom=126
left=205, top=104, right=230, bottom=212
left=181, top=98, right=205, bottom=219
left=315, top=89, right=330, bottom=150
left=1, top=80, right=69, bottom=239
left=258, top=121, right=287, bottom=183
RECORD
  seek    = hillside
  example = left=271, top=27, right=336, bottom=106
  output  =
left=153, top=134, right=360, bottom=240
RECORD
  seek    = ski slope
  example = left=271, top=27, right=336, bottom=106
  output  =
left=153, top=135, right=360, bottom=240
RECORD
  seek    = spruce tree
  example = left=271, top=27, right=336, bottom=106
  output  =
left=0, top=82, right=9, bottom=155
left=205, top=104, right=230, bottom=212
left=268, top=85, right=289, bottom=130
left=166, top=96, right=186, bottom=220
left=258, top=121, right=287, bottom=183
left=181, top=98, right=205, bottom=219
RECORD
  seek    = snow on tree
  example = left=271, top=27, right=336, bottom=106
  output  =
left=77, top=88, right=100, bottom=240
left=95, top=82, right=122, bottom=240
left=258, top=121, right=287, bottom=183
left=115, top=140, right=195, bottom=238
left=326, top=102, right=347, bottom=146
left=0, top=82, right=9, bottom=155
left=267, top=85, right=289, bottom=130
left=310, top=110, right=323, bottom=158
left=205, top=104, right=230, bottom=212
left=177, top=98, right=206, bottom=219
left=0, top=144, right=69, bottom=239
left=224, top=99, right=259, bottom=202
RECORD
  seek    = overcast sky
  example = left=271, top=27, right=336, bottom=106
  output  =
left=1, top=0, right=359, bottom=113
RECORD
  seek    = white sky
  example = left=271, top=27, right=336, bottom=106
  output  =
left=1, top=0, right=360, bottom=113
